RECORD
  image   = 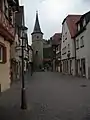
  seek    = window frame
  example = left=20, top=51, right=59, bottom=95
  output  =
left=68, top=44, right=70, bottom=52
left=65, top=32, right=67, bottom=40
left=76, top=39, right=79, bottom=49
left=80, top=36, right=84, bottom=48
left=0, top=43, right=7, bottom=64
left=62, top=46, right=66, bottom=55
left=0, top=46, right=3, bottom=62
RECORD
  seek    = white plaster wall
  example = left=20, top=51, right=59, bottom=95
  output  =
left=0, top=36, right=10, bottom=92
left=61, top=21, right=75, bottom=75
left=76, top=32, right=87, bottom=59
left=76, top=22, right=90, bottom=78
left=86, top=22, right=90, bottom=78
left=61, top=21, right=75, bottom=59
left=76, top=22, right=90, bottom=79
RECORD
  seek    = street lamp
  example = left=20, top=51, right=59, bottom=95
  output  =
left=20, top=25, right=28, bottom=109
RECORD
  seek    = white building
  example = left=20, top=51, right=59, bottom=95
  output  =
left=75, top=11, right=90, bottom=79
left=61, top=15, right=81, bottom=76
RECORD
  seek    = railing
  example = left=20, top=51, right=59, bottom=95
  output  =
left=0, top=9, right=15, bottom=39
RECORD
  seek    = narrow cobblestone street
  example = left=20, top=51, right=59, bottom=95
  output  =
left=1, top=72, right=90, bottom=120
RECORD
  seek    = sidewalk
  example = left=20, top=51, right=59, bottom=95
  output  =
left=0, top=71, right=33, bottom=120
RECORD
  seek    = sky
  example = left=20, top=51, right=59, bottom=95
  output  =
left=19, top=0, right=90, bottom=45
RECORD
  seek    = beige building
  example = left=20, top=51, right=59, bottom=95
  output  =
left=0, top=0, right=19, bottom=92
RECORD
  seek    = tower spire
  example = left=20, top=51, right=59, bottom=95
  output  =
left=31, top=11, right=43, bottom=35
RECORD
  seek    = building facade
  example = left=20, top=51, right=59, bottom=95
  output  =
left=43, top=39, right=52, bottom=70
left=31, top=11, right=43, bottom=71
left=51, top=33, right=62, bottom=72
left=0, top=0, right=19, bottom=92
left=28, top=45, right=33, bottom=72
left=15, top=6, right=29, bottom=76
left=75, top=11, right=90, bottom=79
left=61, top=15, right=81, bottom=76
left=10, top=33, right=21, bottom=83
left=11, top=6, right=29, bottom=83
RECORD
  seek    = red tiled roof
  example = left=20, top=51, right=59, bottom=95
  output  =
left=52, top=33, right=62, bottom=45
left=63, top=15, right=81, bottom=38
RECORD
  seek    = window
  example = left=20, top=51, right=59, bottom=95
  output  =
left=76, top=39, right=79, bottom=49
left=62, top=46, right=66, bottom=55
left=36, top=51, right=38, bottom=54
left=56, top=46, right=58, bottom=51
left=58, top=45, right=60, bottom=51
left=0, top=45, right=7, bottom=63
left=63, top=35, right=65, bottom=42
left=80, top=36, right=84, bottom=47
left=0, top=46, right=3, bottom=62
left=65, top=32, right=67, bottom=40
left=68, top=44, right=70, bottom=52
left=65, top=37, right=67, bottom=40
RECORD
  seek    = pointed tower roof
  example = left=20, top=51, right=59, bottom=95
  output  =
left=31, top=11, right=43, bottom=35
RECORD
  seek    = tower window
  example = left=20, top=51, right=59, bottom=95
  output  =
left=36, top=51, right=38, bottom=54
left=37, top=36, right=39, bottom=39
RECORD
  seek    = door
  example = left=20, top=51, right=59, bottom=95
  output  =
left=81, top=58, right=86, bottom=77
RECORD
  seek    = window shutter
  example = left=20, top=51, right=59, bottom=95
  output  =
left=3, top=46, right=7, bottom=63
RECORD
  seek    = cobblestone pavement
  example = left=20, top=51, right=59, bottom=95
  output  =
left=0, top=72, right=90, bottom=120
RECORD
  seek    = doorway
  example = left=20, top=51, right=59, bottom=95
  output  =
left=81, top=58, right=86, bottom=77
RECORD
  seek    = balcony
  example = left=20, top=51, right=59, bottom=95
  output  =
left=0, top=9, right=15, bottom=42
